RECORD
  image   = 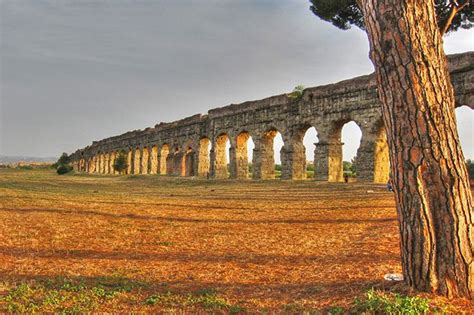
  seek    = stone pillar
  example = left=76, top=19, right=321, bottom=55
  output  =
left=92, top=157, right=97, bottom=173
left=197, top=140, right=210, bottom=177
left=252, top=136, right=275, bottom=180
left=314, top=141, right=343, bottom=182
left=98, top=155, right=103, bottom=174
left=150, top=146, right=158, bottom=174
left=173, top=151, right=184, bottom=176
left=141, top=147, right=149, bottom=174
left=133, top=149, right=141, bottom=175
left=261, top=137, right=275, bottom=179
left=109, top=152, right=116, bottom=174
left=228, top=143, right=237, bottom=179
left=157, top=152, right=162, bottom=175
left=213, top=135, right=229, bottom=179
left=209, top=148, right=216, bottom=178
left=95, top=156, right=100, bottom=174
left=101, top=154, right=106, bottom=174
left=127, top=150, right=133, bottom=175
left=166, top=152, right=174, bottom=175
left=86, top=159, right=91, bottom=173
left=356, top=132, right=389, bottom=183
left=235, top=134, right=249, bottom=179
left=281, top=142, right=306, bottom=180
left=104, top=154, right=110, bottom=174
left=251, top=144, right=261, bottom=180
left=185, top=151, right=195, bottom=176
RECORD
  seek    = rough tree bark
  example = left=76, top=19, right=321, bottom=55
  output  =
left=357, top=0, right=473, bottom=298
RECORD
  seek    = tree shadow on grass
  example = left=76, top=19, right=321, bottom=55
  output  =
left=0, top=245, right=400, bottom=265
left=0, top=207, right=397, bottom=225
left=0, top=271, right=384, bottom=305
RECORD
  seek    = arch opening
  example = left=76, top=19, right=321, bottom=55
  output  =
left=339, top=121, right=362, bottom=182
left=455, top=105, right=474, bottom=162
left=302, top=126, right=319, bottom=179
left=324, top=120, right=362, bottom=182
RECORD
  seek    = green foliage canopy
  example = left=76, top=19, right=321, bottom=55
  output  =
left=288, top=85, right=305, bottom=100
left=466, top=159, right=474, bottom=179
left=57, top=153, right=71, bottom=166
left=113, top=151, right=128, bottom=174
left=309, top=0, right=473, bottom=35
left=56, top=152, right=72, bottom=175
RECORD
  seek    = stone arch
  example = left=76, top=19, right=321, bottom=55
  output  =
left=150, top=145, right=158, bottom=174
left=198, top=137, right=211, bottom=177
left=141, top=147, right=149, bottom=174
left=160, top=144, right=170, bottom=175
left=133, top=147, right=141, bottom=175
left=303, top=126, right=319, bottom=179
left=213, top=133, right=230, bottom=179
left=342, top=121, right=362, bottom=168
left=235, top=131, right=254, bottom=179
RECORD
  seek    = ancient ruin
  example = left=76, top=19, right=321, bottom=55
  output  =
left=70, top=52, right=473, bottom=182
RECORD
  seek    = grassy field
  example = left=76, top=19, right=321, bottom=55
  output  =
left=0, top=168, right=472, bottom=313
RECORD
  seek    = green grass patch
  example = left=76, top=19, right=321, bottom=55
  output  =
left=144, top=288, right=244, bottom=313
left=354, top=288, right=444, bottom=314
left=0, top=276, right=145, bottom=314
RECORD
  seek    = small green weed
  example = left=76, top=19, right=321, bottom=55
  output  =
left=355, top=288, right=431, bottom=314
left=327, top=306, right=345, bottom=314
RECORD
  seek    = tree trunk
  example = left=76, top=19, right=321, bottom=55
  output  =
left=358, top=0, right=473, bottom=298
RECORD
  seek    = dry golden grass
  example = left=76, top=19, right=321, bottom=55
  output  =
left=0, top=168, right=472, bottom=313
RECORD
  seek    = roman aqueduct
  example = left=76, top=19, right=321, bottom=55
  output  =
left=70, top=52, right=473, bottom=183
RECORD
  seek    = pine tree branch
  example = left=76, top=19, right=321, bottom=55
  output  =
left=440, top=0, right=470, bottom=36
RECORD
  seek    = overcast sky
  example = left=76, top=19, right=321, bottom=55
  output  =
left=1, top=0, right=473, bottom=162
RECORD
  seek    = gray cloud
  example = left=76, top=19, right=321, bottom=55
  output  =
left=1, top=0, right=472, bottom=161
